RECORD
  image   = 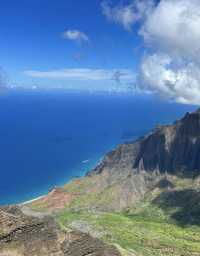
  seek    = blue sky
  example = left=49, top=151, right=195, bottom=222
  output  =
left=1, top=0, right=200, bottom=105
left=0, top=0, right=141, bottom=90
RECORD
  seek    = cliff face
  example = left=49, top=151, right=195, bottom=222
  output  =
left=91, top=109, right=200, bottom=176
left=133, top=110, right=200, bottom=174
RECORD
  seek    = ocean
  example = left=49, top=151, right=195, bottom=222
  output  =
left=0, top=90, right=196, bottom=205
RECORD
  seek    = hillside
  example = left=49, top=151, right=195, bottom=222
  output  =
left=2, top=109, right=200, bottom=255
left=30, top=109, right=200, bottom=212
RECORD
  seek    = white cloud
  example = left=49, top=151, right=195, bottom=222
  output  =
left=103, top=0, right=200, bottom=104
left=138, top=0, right=200, bottom=105
left=141, top=53, right=200, bottom=104
left=101, top=0, right=154, bottom=31
left=101, top=1, right=136, bottom=31
left=24, top=68, right=135, bottom=82
left=140, top=0, right=200, bottom=60
left=62, top=30, right=89, bottom=43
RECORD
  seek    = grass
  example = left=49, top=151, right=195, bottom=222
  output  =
left=56, top=204, right=200, bottom=256
left=63, top=176, right=125, bottom=211
left=29, top=175, right=200, bottom=255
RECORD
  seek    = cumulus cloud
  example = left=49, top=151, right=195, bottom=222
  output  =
left=104, top=0, right=200, bottom=104
left=140, top=53, right=200, bottom=104
left=62, top=29, right=89, bottom=43
left=24, top=68, right=135, bottom=82
left=140, top=0, right=200, bottom=60
left=139, top=0, right=200, bottom=104
left=101, top=0, right=154, bottom=31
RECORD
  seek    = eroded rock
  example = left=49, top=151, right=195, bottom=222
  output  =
left=0, top=206, right=121, bottom=256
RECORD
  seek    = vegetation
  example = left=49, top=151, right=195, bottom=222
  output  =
left=56, top=177, right=200, bottom=256
left=56, top=205, right=200, bottom=256
left=30, top=175, right=200, bottom=255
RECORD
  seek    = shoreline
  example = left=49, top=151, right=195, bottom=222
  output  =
left=17, top=142, right=119, bottom=207
left=19, top=195, right=46, bottom=206
left=18, top=155, right=106, bottom=206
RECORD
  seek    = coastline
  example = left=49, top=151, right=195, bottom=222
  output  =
left=19, top=195, right=46, bottom=206
left=17, top=156, right=105, bottom=206
left=18, top=143, right=118, bottom=206
left=1, top=93, right=195, bottom=207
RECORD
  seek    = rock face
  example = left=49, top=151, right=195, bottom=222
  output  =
left=74, top=109, right=200, bottom=210
left=90, top=109, right=200, bottom=176
left=0, top=206, right=121, bottom=256
left=0, top=206, right=61, bottom=256
left=62, top=231, right=121, bottom=256
left=134, top=110, right=200, bottom=175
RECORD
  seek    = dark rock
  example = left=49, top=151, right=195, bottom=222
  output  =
left=0, top=206, right=121, bottom=256
left=90, top=109, right=200, bottom=177
left=134, top=110, right=200, bottom=175
left=0, top=206, right=62, bottom=255
left=62, top=231, right=121, bottom=256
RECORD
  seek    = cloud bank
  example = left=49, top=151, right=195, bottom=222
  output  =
left=103, top=0, right=200, bottom=104
left=24, top=68, right=135, bottom=82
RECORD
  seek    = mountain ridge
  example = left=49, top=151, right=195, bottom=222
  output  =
left=89, top=108, right=200, bottom=178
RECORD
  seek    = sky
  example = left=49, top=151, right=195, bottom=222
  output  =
left=0, top=0, right=140, bottom=91
left=1, top=0, right=200, bottom=104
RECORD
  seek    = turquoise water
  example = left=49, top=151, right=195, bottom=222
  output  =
left=0, top=90, right=196, bottom=205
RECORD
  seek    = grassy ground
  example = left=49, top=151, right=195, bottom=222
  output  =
left=56, top=204, right=200, bottom=256
left=29, top=175, right=200, bottom=255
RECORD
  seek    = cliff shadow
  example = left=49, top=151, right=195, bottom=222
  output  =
left=152, top=189, right=200, bottom=226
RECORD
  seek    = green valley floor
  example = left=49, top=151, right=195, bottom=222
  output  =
left=27, top=175, right=200, bottom=256
left=56, top=205, right=200, bottom=256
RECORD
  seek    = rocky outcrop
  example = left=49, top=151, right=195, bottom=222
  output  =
left=0, top=206, right=62, bottom=256
left=62, top=231, right=121, bottom=256
left=0, top=206, right=121, bottom=256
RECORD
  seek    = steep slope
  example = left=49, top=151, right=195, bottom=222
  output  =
left=91, top=109, right=200, bottom=176
left=133, top=110, right=200, bottom=174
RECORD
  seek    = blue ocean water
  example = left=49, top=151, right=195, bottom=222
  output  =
left=0, top=90, right=196, bottom=205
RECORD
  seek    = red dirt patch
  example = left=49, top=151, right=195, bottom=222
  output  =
left=35, top=188, right=74, bottom=210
